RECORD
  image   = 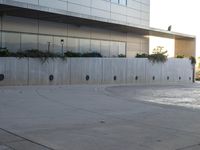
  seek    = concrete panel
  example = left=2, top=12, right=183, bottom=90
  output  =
left=91, top=9, right=110, bottom=19
left=68, top=3, right=91, bottom=16
left=111, top=4, right=126, bottom=15
left=2, top=16, right=38, bottom=33
left=135, top=58, right=147, bottom=84
left=70, top=58, right=84, bottom=84
left=102, top=58, right=127, bottom=84
left=51, top=59, right=70, bottom=85
left=16, top=0, right=38, bottom=5
left=161, top=59, right=176, bottom=84
left=0, top=58, right=6, bottom=86
left=111, top=13, right=126, bottom=23
left=28, top=58, right=52, bottom=85
left=39, top=0, right=67, bottom=10
left=3, top=58, right=28, bottom=86
left=91, top=0, right=110, bottom=11
left=80, top=58, right=103, bottom=84
left=68, top=0, right=91, bottom=7
left=174, top=59, right=193, bottom=84
left=126, top=58, right=137, bottom=84
left=145, top=61, right=162, bottom=84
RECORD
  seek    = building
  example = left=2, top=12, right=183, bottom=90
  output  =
left=0, top=0, right=196, bottom=57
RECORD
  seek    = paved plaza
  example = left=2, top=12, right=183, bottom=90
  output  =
left=1, top=84, right=200, bottom=150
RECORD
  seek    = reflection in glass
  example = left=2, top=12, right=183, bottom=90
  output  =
left=101, top=41, right=110, bottom=57
left=119, top=42, right=126, bottom=55
left=1, top=32, right=21, bottom=52
left=80, top=39, right=90, bottom=53
left=110, top=41, right=119, bottom=57
left=91, top=40, right=101, bottom=53
left=53, top=36, right=67, bottom=54
left=21, top=34, right=37, bottom=51
left=39, top=35, right=53, bottom=52
left=67, top=37, right=79, bottom=52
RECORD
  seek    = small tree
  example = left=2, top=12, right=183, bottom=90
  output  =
left=148, top=46, right=168, bottom=63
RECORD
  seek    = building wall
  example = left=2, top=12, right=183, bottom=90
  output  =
left=175, top=39, right=196, bottom=57
left=7, top=0, right=150, bottom=27
left=0, top=15, right=149, bottom=57
left=0, top=58, right=193, bottom=86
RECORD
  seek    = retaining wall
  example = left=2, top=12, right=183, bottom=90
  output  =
left=0, top=58, right=193, bottom=86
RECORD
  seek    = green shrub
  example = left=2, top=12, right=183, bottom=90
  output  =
left=81, top=52, right=102, bottom=57
left=136, top=52, right=167, bottom=63
left=190, top=56, right=196, bottom=65
left=118, top=54, right=126, bottom=58
left=0, top=48, right=12, bottom=57
left=64, top=51, right=102, bottom=57
left=64, top=51, right=81, bottom=57
left=135, top=53, right=149, bottom=58
left=176, top=55, right=185, bottom=58
left=148, top=53, right=167, bottom=63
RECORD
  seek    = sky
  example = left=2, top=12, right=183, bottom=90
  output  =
left=150, top=0, right=200, bottom=57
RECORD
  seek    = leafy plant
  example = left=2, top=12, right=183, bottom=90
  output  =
left=81, top=52, right=102, bottom=57
left=64, top=51, right=81, bottom=57
left=176, top=55, right=185, bottom=58
left=64, top=51, right=102, bottom=57
left=0, top=48, right=12, bottom=57
left=148, top=52, right=167, bottom=63
left=148, top=46, right=168, bottom=63
left=118, top=54, right=126, bottom=58
left=190, top=56, right=196, bottom=65
left=135, top=53, right=149, bottom=58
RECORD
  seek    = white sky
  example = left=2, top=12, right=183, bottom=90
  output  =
left=150, top=0, right=200, bottom=57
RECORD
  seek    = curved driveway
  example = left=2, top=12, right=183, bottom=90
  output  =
left=1, top=84, right=200, bottom=150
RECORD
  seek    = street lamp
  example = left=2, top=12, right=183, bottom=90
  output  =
left=61, top=39, right=64, bottom=56
left=47, top=42, right=51, bottom=53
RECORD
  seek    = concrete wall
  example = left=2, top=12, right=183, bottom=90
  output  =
left=0, top=58, right=193, bottom=86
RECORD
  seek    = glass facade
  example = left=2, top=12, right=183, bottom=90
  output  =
left=111, top=0, right=127, bottom=5
left=2, top=32, right=21, bottom=52
left=21, top=34, right=37, bottom=51
left=0, top=31, right=126, bottom=57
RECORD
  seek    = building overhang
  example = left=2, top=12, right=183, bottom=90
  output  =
left=0, top=2, right=196, bottom=41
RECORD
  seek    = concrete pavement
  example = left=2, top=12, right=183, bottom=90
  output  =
left=1, top=84, right=200, bottom=150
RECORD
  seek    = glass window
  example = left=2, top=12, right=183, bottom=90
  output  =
left=111, top=0, right=119, bottom=4
left=119, top=42, right=126, bottom=56
left=2, top=32, right=21, bottom=52
left=119, top=0, right=126, bottom=5
left=53, top=37, right=67, bottom=54
left=39, top=35, right=53, bottom=52
left=80, top=39, right=90, bottom=53
left=21, top=34, right=38, bottom=51
left=67, top=37, right=79, bottom=53
left=91, top=40, right=101, bottom=53
left=101, top=40, right=110, bottom=57
left=0, top=31, right=2, bottom=48
left=110, top=41, right=119, bottom=57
